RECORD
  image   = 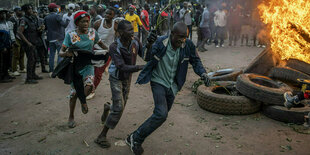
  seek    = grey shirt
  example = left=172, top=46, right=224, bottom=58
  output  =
left=200, top=8, right=210, bottom=28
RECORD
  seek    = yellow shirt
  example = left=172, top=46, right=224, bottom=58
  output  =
left=125, top=13, right=143, bottom=32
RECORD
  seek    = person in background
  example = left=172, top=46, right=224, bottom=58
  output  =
left=214, top=6, right=227, bottom=47
left=197, top=4, right=210, bottom=52
left=90, top=5, right=102, bottom=28
left=63, top=3, right=76, bottom=34
left=180, top=2, right=193, bottom=40
left=33, top=9, right=48, bottom=73
left=140, top=4, right=150, bottom=45
left=44, top=3, right=69, bottom=73
left=0, top=8, right=16, bottom=83
left=227, top=4, right=242, bottom=46
left=125, top=5, right=144, bottom=38
left=87, top=7, right=118, bottom=99
left=18, top=4, right=44, bottom=84
left=10, top=7, right=26, bottom=76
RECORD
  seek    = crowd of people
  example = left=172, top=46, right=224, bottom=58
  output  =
left=0, top=1, right=267, bottom=154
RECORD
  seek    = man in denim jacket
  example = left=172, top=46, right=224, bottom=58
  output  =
left=126, top=22, right=211, bottom=155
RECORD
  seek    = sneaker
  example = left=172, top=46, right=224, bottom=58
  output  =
left=19, top=69, right=26, bottom=73
left=13, top=71, right=21, bottom=76
left=86, top=92, right=96, bottom=100
left=221, top=44, right=224, bottom=47
left=262, top=45, right=266, bottom=48
left=125, top=134, right=144, bottom=155
left=215, top=45, right=219, bottom=48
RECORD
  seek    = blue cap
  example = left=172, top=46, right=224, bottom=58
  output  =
left=114, top=4, right=119, bottom=8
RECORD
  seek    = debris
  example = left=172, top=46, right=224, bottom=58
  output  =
left=11, top=121, right=19, bottom=125
left=204, top=133, right=223, bottom=140
left=286, top=138, right=292, bottom=142
left=114, top=140, right=126, bottom=146
left=237, top=144, right=243, bottom=148
left=35, top=102, right=41, bottom=105
left=3, top=131, right=16, bottom=135
left=38, top=136, right=46, bottom=143
left=211, top=127, right=217, bottom=131
left=164, top=139, right=172, bottom=142
left=2, top=131, right=31, bottom=140
left=215, top=145, right=219, bottom=148
left=174, top=102, right=181, bottom=104
left=280, top=145, right=292, bottom=150
left=195, top=132, right=198, bottom=135
left=185, top=143, right=189, bottom=146
left=83, top=140, right=89, bottom=147
left=133, top=123, right=137, bottom=126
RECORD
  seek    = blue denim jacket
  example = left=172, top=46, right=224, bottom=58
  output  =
left=136, top=35, right=206, bottom=91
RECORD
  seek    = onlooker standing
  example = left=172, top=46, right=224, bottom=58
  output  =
left=9, top=7, right=25, bottom=76
left=140, top=4, right=150, bottom=45
left=180, top=2, right=193, bottom=40
left=63, top=3, right=76, bottom=34
left=227, top=5, right=241, bottom=46
left=125, top=5, right=144, bottom=38
left=44, top=3, right=69, bottom=73
left=214, top=6, right=227, bottom=47
left=0, top=8, right=15, bottom=83
left=18, top=4, right=43, bottom=84
left=197, top=5, right=210, bottom=51
left=90, top=5, right=102, bottom=28
left=33, top=9, right=48, bottom=73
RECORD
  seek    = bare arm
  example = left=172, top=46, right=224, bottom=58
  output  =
left=97, top=40, right=108, bottom=50
left=17, top=25, right=32, bottom=47
left=59, top=46, right=74, bottom=57
left=93, top=19, right=102, bottom=31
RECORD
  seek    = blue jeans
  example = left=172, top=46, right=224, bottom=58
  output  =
left=49, top=41, right=62, bottom=72
left=133, top=82, right=175, bottom=144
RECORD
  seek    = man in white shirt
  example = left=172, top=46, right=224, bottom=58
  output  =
left=214, top=6, right=227, bottom=47
left=63, top=3, right=76, bottom=34
left=179, top=2, right=193, bottom=40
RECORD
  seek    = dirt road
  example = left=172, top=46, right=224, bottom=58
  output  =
left=1, top=43, right=309, bottom=155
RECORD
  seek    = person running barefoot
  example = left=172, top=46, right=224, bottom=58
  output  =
left=59, top=10, right=108, bottom=128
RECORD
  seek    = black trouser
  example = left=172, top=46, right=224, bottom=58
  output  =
left=0, top=49, right=10, bottom=79
left=24, top=45, right=37, bottom=80
left=35, top=45, right=46, bottom=70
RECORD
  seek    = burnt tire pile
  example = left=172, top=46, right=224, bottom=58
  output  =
left=197, top=63, right=310, bottom=124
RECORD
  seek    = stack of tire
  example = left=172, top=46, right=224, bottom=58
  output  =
left=197, top=59, right=310, bottom=124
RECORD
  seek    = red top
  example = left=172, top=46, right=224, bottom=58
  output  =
left=140, top=10, right=150, bottom=31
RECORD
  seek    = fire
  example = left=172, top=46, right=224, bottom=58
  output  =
left=258, top=0, right=310, bottom=63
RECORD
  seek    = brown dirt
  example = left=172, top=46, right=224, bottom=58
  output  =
left=0, top=38, right=309, bottom=155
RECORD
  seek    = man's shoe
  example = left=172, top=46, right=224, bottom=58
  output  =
left=284, top=92, right=298, bottom=109
left=25, top=79, right=38, bottom=84
left=126, top=133, right=144, bottom=155
left=215, top=45, right=219, bottom=48
left=34, top=75, right=43, bottom=80
left=13, top=71, right=21, bottom=76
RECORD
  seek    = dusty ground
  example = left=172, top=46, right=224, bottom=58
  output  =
left=0, top=34, right=310, bottom=155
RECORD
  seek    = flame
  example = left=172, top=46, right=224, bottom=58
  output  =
left=258, top=0, right=310, bottom=63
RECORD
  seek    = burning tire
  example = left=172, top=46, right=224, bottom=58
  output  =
left=262, top=105, right=310, bottom=124
left=197, top=81, right=261, bottom=115
left=236, top=73, right=292, bottom=106
left=269, top=66, right=310, bottom=84
left=286, top=59, right=310, bottom=75
left=208, top=69, right=243, bottom=81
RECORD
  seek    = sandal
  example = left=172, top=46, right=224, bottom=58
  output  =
left=68, top=120, right=76, bottom=128
left=101, top=102, right=111, bottom=124
left=81, top=103, right=88, bottom=114
left=94, top=136, right=111, bottom=148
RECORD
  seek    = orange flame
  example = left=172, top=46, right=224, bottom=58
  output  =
left=258, top=0, right=310, bottom=63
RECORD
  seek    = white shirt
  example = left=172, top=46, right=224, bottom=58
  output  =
left=63, top=13, right=75, bottom=35
left=0, top=21, right=15, bottom=41
left=180, top=8, right=192, bottom=26
left=214, top=10, right=227, bottom=27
